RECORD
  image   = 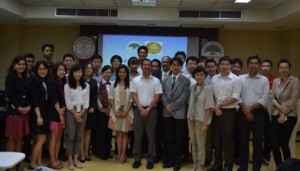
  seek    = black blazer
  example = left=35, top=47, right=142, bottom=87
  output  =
left=30, top=77, right=49, bottom=118
left=48, top=77, right=65, bottom=122
left=5, top=72, right=30, bottom=115
left=87, top=78, right=98, bottom=111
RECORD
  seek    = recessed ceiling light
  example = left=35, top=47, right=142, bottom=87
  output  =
left=234, top=0, right=251, bottom=3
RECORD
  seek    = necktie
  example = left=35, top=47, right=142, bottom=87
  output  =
left=163, top=73, right=167, bottom=80
left=172, top=76, right=176, bottom=90
left=105, top=82, right=111, bottom=85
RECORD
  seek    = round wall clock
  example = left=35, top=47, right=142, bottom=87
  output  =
left=72, top=36, right=96, bottom=60
left=201, top=41, right=225, bottom=63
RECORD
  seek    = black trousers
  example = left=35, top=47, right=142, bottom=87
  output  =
left=234, top=109, right=242, bottom=160
left=239, top=108, right=265, bottom=171
left=212, top=108, right=236, bottom=169
left=164, top=117, right=187, bottom=167
left=262, top=110, right=272, bottom=160
left=92, top=110, right=112, bottom=159
left=270, top=115, right=297, bottom=167
left=155, top=103, right=164, bottom=161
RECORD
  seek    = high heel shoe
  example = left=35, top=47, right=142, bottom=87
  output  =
left=27, top=164, right=36, bottom=170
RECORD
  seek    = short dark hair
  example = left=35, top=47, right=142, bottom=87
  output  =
left=198, top=56, right=207, bottom=63
left=128, top=56, right=139, bottom=66
left=247, top=55, right=261, bottom=65
left=63, top=53, right=75, bottom=61
left=110, top=55, right=122, bottom=65
left=41, top=43, right=54, bottom=52
left=33, top=60, right=49, bottom=80
left=192, top=66, right=208, bottom=79
left=231, top=58, right=243, bottom=69
left=277, top=59, right=291, bottom=68
left=174, top=51, right=187, bottom=60
left=141, top=59, right=151, bottom=67
left=24, top=53, right=35, bottom=59
left=218, top=56, right=231, bottom=64
left=90, top=54, right=103, bottom=63
left=101, top=65, right=113, bottom=73
left=170, top=57, right=183, bottom=66
left=262, top=59, right=273, bottom=68
left=151, top=59, right=161, bottom=70
left=186, top=56, right=198, bottom=66
left=205, top=58, right=217, bottom=66
left=137, top=46, right=148, bottom=54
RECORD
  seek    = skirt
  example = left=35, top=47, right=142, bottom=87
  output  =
left=5, top=114, right=30, bottom=138
left=108, top=115, right=132, bottom=132
left=49, top=121, right=65, bottom=130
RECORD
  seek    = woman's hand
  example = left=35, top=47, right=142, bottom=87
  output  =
left=200, top=124, right=208, bottom=135
left=277, top=114, right=287, bottom=124
left=88, top=108, right=95, bottom=113
left=37, top=116, right=43, bottom=126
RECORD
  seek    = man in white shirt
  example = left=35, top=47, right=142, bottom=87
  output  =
left=137, top=46, right=148, bottom=74
left=183, top=56, right=198, bottom=86
left=238, top=55, right=269, bottom=171
left=208, top=57, right=242, bottom=171
left=130, top=59, right=162, bottom=169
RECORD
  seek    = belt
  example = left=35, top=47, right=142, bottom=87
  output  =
left=133, top=106, right=149, bottom=109
left=220, top=108, right=236, bottom=111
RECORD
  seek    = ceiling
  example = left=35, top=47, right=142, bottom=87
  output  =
left=0, top=0, right=300, bottom=30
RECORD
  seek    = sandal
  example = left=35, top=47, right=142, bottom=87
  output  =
left=48, top=161, right=63, bottom=170
left=68, top=165, right=75, bottom=170
left=74, top=162, right=83, bottom=169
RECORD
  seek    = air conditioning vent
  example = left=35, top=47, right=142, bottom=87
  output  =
left=179, top=10, right=199, bottom=18
left=221, top=11, right=241, bottom=18
left=56, top=8, right=76, bottom=16
left=200, top=11, right=220, bottom=18
left=56, top=8, right=118, bottom=17
left=179, top=10, right=241, bottom=19
left=77, top=9, right=97, bottom=16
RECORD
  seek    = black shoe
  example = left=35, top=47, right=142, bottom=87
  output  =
left=249, top=159, right=253, bottom=163
left=79, top=158, right=85, bottom=163
left=162, top=162, right=173, bottom=168
left=173, top=165, right=181, bottom=171
left=86, top=157, right=92, bottom=161
left=132, top=161, right=141, bottom=169
left=207, top=166, right=223, bottom=171
left=262, top=157, right=270, bottom=165
left=147, top=162, right=154, bottom=169
left=108, top=154, right=113, bottom=159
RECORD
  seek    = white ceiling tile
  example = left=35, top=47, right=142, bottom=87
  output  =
left=51, top=0, right=85, bottom=6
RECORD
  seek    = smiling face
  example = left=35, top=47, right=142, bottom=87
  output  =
left=57, top=65, right=66, bottom=79
left=84, top=63, right=93, bottom=78
left=248, top=58, right=260, bottom=75
left=195, top=72, right=206, bottom=85
left=278, top=62, right=291, bottom=78
left=151, top=61, right=160, bottom=74
left=102, top=68, right=112, bottom=81
left=118, top=67, right=127, bottom=81
left=261, top=62, right=272, bottom=76
left=14, top=59, right=27, bottom=75
left=73, top=69, right=82, bottom=82
left=37, top=64, right=48, bottom=78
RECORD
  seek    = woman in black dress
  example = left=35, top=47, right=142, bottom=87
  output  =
left=29, top=60, right=50, bottom=170
left=5, top=56, right=31, bottom=152
left=80, top=63, right=98, bottom=162
left=48, top=62, right=67, bottom=169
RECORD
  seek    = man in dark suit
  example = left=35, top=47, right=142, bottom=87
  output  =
left=162, top=57, right=191, bottom=171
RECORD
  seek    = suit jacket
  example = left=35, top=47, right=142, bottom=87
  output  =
left=161, top=74, right=191, bottom=119
left=271, top=75, right=300, bottom=117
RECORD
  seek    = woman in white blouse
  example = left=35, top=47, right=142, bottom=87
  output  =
left=187, top=66, right=214, bottom=171
left=64, top=64, right=90, bottom=170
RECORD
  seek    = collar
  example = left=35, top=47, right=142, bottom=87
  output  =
left=172, top=73, right=180, bottom=79
left=245, top=73, right=261, bottom=79
left=162, top=70, right=170, bottom=75
left=218, top=71, right=234, bottom=79
left=141, top=74, right=153, bottom=80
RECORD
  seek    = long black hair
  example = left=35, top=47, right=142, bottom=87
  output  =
left=33, top=60, right=49, bottom=81
left=114, top=64, right=130, bottom=89
left=53, top=62, right=67, bottom=85
left=8, top=56, right=27, bottom=77
left=68, top=64, right=86, bottom=89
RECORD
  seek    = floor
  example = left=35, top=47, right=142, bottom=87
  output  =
left=19, top=142, right=300, bottom=171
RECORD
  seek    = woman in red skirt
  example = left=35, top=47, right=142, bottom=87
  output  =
left=5, top=56, right=31, bottom=152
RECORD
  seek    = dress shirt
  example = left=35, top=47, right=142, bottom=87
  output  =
left=205, top=74, right=215, bottom=85
left=212, top=72, right=242, bottom=108
left=92, top=73, right=103, bottom=84
left=162, top=70, right=171, bottom=80
left=183, top=72, right=196, bottom=87
left=240, top=73, right=269, bottom=107
left=103, top=80, right=111, bottom=94
left=172, top=74, right=180, bottom=84
left=130, top=75, right=162, bottom=107
left=64, top=83, right=90, bottom=111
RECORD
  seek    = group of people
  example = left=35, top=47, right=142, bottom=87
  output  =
left=4, top=43, right=299, bottom=171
